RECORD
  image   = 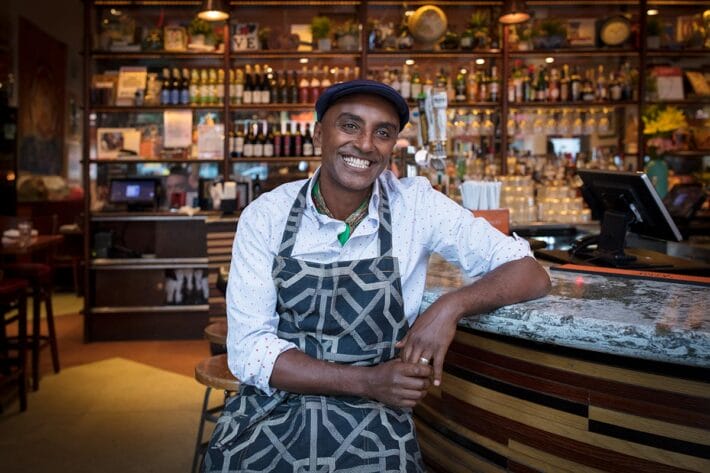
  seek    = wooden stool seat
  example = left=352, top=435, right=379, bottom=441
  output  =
left=191, top=353, right=240, bottom=473
left=203, top=320, right=227, bottom=346
left=194, top=353, right=239, bottom=392
left=0, top=278, right=29, bottom=412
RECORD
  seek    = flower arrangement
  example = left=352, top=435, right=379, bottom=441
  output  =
left=642, top=105, right=688, bottom=154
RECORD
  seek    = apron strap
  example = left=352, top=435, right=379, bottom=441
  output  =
left=277, top=178, right=394, bottom=257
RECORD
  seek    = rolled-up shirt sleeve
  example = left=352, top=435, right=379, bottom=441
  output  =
left=420, top=182, right=532, bottom=276
left=226, top=203, right=296, bottom=395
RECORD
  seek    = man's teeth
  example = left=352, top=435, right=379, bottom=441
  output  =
left=342, top=155, right=371, bottom=169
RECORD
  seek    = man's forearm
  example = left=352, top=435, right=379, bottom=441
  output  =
left=444, top=256, right=551, bottom=321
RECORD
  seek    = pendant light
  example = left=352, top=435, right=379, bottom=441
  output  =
left=198, top=0, right=229, bottom=21
left=499, top=0, right=531, bottom=25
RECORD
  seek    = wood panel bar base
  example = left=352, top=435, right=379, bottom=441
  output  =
left=414, top=329, right=709, bottom=473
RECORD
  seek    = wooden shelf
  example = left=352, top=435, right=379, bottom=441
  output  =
left=231, top=51, right=361, bottom=60
left=509, top=101, right=637, bottom=108
left=90, top=105, right=223, bottom=112
left=231, top=157, right=321, bottom=163
left=229, top=103, right=315, bottom=111
left=644, top=99, right=710, bottom=106
left=509, top=49, right=638, bottom=58
left=646, top=49, right=710, bottom=57
left=368, top=50, right=501, bottom=59
left=90, top=50, right=224, bottom=60
left=86, top=158, right=223, bottom=164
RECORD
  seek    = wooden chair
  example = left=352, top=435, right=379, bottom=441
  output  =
left=191, top=353, right=240, bottom=473
left=0, top=278, right=29, bottom=412
left=0, top=215, right=61, bottom=391
left=204, top=320, right=227, bottom=356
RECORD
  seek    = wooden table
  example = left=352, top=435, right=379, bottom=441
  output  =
left=0, top=235, right=64, bottom=257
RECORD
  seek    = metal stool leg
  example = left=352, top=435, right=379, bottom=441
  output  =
left=31, top=285, right=41, bottom=391
left=43, top=285, right=60, bottom=373
left=191, top=386, right=212, bottom=473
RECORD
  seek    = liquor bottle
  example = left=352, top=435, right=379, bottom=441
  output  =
left=235, top=68, right=245, bottom=104
left=292, top=122, right=303, bottom=157
left=234, top=122, right=245, bottom=158
left=595, top=65, right=607, bottom=101
left=548, top=67, right=560, bottom=102
left=570, top=66, right=582, bottom=102
left=277, top=71, right=288, bottom=103
left=282, top=120, right=292, bottom=157
left=411, top=68, right=422, bottom=99
left=582, top=69, right=595, bottom=101
left=180, top=68, right=190, bottom=105
left=466, top=67, right=479, bottom=102
left=454, top=71, right=466, bottom=102
left=286, top=70, right=296, bottom=104
left=560, top=64, right=570, bottom=102
left=490, top=66, right=500, bottom=102
left=609, top=72, right=622, bottom=101
left=243, top=65, right=253, bottom=104
left=216, top=68, right=225, bottom=105
left=343, top=66, right=352, bottom=82
left=270, top=71, right=280, bottom=104
left=208, top=68, right=218, bottom=104
left=252, top=65, right=262, bottom=104
left=243, top=122, right=254, bottom=158
left=535, top=66, right=546, bottom=102
left=161, top=68, right=171, bottom=105
left=229, top=69, right=236, bottom=105
left=199, top=68, right=209, bottom=105
left=299, top=67, right=310, bottom=103
left=513, top=63, right=524, bottom=102
left=264, top=122, right=274, bottom=157
left=400, top=65, right=411, bottom=101
left=170, top=67, right=181, bottom=105
left=320, top=66, right=332, bottom=94
left=310, top=66, right=321, bottom=103
left=313, top=122, right=321, bottom=156
left=189, top=68, right=201, bottom=105
left=272, top=121, right=281, bottom=157
left=228, top=125, right=237, bottom=158
left=390, top=69, right=401, bottom=94
left=302, top=122, right=314, bottom=157
left=260, top=67, right=271, bottom=104
left=253, top=122, right=265, bottom=157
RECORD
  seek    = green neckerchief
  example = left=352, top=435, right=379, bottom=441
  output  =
left=312, top=179, right=371, bottom=246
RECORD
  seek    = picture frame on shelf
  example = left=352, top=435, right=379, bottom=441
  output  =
left=685, top=71, right=710, bottom=97
left=290, top=24, right=313, bottom=52
left=566, top=18, right=596, bottom=47
left=164, top=26, right=187, bottom=51
left=97, top=128, right=141, bottom=159
left=232, top=23, right=259, bottom=51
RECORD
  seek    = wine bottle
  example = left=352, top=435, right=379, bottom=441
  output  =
left=170, top=67, right=181, bottom=105
left=292, top=122, right=302, bottom=157
left=270, top=71, right=280, bottom=104
left=263, top=122, right=274, bottom=157
left=180, top=68, right=190, bottom=105
left=229, top=69, right=236, bottom=105
left=252, top=65, right=262, bottom=105
left=254, top=121, right=265, bottom=157
left=229, top=124, right=237, bottom=158
left=282, top=120, right=292, bottom=157
left=216, top=68, right=225, bottom=105
left=260, top=67, right=271, bottom=104
left=272, top=121, right=282, bottom=157
left=161, top=68, right=171, bottom=105
left=243, top=65, right=253, bottom=104
left=302, top=122, right=314, bottom=157
left=277, top=70, right=288, bottom=103
left=310, top=66, right=321, bottom=103
left=243, top=122, right=254, bottom=158
left=489, top=66, right=499, bottom=102
left=299, top=67, right=310, bottom=103
left=320, top=65, right=331, bottom=94
left=234, top=122, right=245, bottom=158
left=289, top=70, right=299, bottom=104
left=560, top=64, right=570, bottom=102
left=570, top=66, right=582, bottom=102
left=235, top=68, right=245, bottom=104
left=189, top=68, right=200, bottom=105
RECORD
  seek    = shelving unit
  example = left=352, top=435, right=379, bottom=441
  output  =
left=82, top=0, right=709, bottom=338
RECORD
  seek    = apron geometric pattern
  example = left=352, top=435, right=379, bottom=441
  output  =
left=204, top=181, right=424, bottom=472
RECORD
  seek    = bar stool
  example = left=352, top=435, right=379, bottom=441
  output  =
left=191, top=353, right=240, bottom=473
left=0, top=278, right=29, bottom=412
left=204, top=320, right=227, bottom=355
left=2, top=263, right=60, bottom=390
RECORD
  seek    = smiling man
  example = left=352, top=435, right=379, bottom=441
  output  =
left=204, top=80, right=550, bottom=472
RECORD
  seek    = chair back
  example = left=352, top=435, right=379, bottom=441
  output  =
left=471, top=209, right=510, bottom=235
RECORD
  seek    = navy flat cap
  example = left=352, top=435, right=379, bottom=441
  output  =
left=315, top=80, right=410, bottom=131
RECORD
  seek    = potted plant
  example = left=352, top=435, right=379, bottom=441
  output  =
left=188, top=17, right=215, bottom=47
left=646, top=16, right=662, bottom=49
left=467, top=10, right=491, bottom=49
left=532, top=18, right=568, bottom=49
left=515, top=24, right=533, bottom=51
left=335, top=20, right=360, bottom=51
left=311, top=16, right=332, bottom=51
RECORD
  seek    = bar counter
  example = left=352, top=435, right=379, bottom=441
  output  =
left=414, top=257, right=709, bottom=472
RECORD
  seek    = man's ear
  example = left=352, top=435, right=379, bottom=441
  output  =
left=313, top=122, right=322, bottom=148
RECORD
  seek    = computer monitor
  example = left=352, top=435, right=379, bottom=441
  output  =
left=108, top=178, right=158, bottom=210
left=571, top=169, right=682, bottom=268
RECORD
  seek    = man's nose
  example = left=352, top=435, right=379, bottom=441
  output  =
left=354, top=131, right=375, bottom=152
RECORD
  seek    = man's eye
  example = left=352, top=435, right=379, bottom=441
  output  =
left=339, top=122, right=358, bottom=132
left=376, top=129, right=393, bottom=138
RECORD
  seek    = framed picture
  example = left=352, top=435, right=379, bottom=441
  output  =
left=236, top=181, right=251, bottom=210
left=232, top=23, right=259, bottom=51
left=97, top=128, right=141, bottom=159
left=566, top=18, right=596, bottom=47
left=164, top=26, right=187, bottom=51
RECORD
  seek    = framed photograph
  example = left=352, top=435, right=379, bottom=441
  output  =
left=236, top=181, right=251, bottom=210
left=290, top=24, right=313, bottom=52
left=232, top=23, right=259, bottom=51
left=164, top=26, right=187, bottom=51
left=566, top=18, right=596, bottom=47
left=97, top=128, right=141, bottom=159
left=675, top=15, right=696, bottom=44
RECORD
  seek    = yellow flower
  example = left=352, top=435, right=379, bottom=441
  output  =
left=642, top=106, right=688, bottom=136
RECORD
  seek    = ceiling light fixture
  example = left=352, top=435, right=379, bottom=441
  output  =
left=198, top=0, right=229, bottom=22
left=499, top=0, right=531, bottom=25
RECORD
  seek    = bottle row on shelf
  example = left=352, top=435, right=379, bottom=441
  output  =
left=229, top=120, right=320, bottom=159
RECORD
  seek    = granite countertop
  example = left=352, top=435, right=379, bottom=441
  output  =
left=421, top=257, right=710, bottom=368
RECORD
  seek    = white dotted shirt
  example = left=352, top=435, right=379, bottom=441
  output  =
left=226, top=169, right=532, bottom=394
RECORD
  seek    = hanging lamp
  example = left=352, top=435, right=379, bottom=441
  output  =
left=198, top=0, right=229, bottom=21
left=499, top=0, right=531, bottom=25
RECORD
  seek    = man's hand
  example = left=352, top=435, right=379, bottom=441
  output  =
left=396, top=293, right=459, bottom=388
left=365, top=359, right=432, bottom=408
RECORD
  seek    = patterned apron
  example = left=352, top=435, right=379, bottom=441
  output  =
left=204, top=181, right=424, bottom=472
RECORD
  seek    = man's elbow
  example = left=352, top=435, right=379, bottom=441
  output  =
left=524, top=256, right=551, bottom=298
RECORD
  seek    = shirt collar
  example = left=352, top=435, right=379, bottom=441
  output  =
left=306, top=167, right=382, bottom=226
